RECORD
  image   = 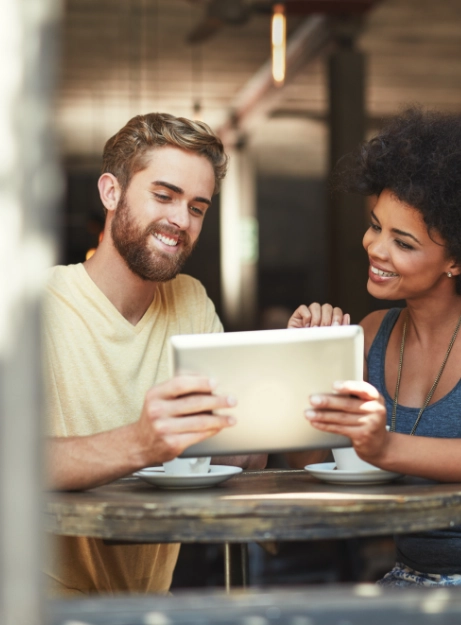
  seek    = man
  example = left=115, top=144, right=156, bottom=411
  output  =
left=43, top=112, right=265, bottom=596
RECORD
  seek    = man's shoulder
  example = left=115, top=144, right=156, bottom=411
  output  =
left=45, top=263, right=81, bottom=289
left=44, top=265, right=88, bottom=312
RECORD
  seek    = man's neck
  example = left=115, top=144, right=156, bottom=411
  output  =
left=83, top=237, right=158, bottom=326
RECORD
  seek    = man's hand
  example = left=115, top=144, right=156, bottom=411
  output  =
left=288, top=303, right=350, bottom=329
left=48, top=375, right=236, bottom=491
left=134, top=375, right=236, bottom=466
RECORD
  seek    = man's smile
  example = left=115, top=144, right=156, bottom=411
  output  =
left=153, top=232, right=179, bottom=247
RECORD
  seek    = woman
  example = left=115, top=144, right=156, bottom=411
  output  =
left=289, top=108, right=461, bottom=587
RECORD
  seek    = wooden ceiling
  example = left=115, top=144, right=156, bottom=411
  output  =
left=57, top=0, right=461, bottom=176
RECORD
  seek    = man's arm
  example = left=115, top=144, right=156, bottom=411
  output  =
left=47, top=375, right=236, bottom=491
left=48, top=424, right=149, bottom=491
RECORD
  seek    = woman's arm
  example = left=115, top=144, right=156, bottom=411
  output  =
left=305, top=380, right=461, bottom=482
left=376, top=433, right=461, bottom=482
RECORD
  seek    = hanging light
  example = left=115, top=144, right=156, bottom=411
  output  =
left=271, top=3, right=286, bottom=86
left=191, top=46, right=203, bottom=120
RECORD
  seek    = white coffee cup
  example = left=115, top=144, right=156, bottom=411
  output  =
left=332, top=447, right=378, bottom=472
left=333, top=426, right=390, bottom=472
left=162, top=456, right=211, bottom=476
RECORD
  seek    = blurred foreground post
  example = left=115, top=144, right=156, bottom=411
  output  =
left=0, top=1, right=61, bottom=624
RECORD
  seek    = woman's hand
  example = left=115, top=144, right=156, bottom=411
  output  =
left=305, top=380, right=389, bottom=465
left=304, top=380, right=461, bottom=482
left=288, top=303, right=350, bottom=329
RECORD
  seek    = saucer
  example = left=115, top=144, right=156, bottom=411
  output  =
left=134, top=465, right=243, bottom=489
left=304, top=462, right=402, bottom=485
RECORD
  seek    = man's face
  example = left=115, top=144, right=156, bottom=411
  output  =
left=111, top=146, right=215, bottom=282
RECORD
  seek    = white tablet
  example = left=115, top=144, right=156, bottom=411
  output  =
left=169, top=325, right=364, bottom=457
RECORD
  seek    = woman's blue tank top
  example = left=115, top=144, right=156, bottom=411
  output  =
left=367, top=308, right=461, bottom=574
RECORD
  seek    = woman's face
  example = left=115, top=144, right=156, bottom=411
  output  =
left=362, top=189, right=458, bottom=301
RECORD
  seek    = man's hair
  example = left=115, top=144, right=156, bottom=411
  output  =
left=336, top=107, right=461, bottom=293
left=101, top=112, right=228, bottom=194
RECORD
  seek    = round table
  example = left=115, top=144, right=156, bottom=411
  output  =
left=45, top=469, right=461, bottom=589
left=45, top=469, right=461, bottom=542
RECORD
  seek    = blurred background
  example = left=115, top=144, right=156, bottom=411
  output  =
left=51, top=0, right=461, bottom=589
left=57, top=0, right=461, bottom=331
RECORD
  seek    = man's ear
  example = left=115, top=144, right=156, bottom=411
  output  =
left=98, top=173, right=121, bottom=214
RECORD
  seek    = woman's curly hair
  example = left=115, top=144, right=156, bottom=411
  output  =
left=337, top=107, right=461, bottom=293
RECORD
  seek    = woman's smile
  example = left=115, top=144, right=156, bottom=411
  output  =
left=363, top=189, right=454, bottom=301
left=369, top=261, right=399, bottom=282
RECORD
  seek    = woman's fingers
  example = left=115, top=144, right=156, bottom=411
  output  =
left=287, top=305, right=312, bottom=328
left=305, top=381, right=389, bottom=463
left=287, top=303, right=350, bottom=328
left=306, top=409, right=384, bottom=431
left=305, top=380, right=387, bottom=460
left=331, top=380, right=382, bottom=401
left=308, top=393, right=383, bottom=415
left=305, top=410, right=366, bottom=426
left=308, top=420, right=356, bottom=437
left=315, top=303, right=331, bottom=327
left=315, top=304, right=350, bottom=327
left=304, top=302, right=322, bottom=328
left=305, top=381, right=386, bottom=430
left=331, top=307, right=345, bottom=326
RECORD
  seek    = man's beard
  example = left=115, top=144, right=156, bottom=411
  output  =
left=111, top=195, right=197, bottom=282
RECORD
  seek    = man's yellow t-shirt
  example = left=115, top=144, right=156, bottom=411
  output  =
left=43, top=263, right=222, bottom=596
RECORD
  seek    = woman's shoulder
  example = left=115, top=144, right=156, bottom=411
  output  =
left=360, top=309, right=392, bottom=357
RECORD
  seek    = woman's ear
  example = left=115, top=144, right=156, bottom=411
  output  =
left=447, top=261, right=461, bottom=278
left=98, top=173, right=121, bottom=214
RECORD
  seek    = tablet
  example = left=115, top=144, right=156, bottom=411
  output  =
left=169, top=325, right=364, bottom=457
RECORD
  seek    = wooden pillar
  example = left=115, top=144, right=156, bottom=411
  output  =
left=0, top=1, right=61, bottom=624
left=328, top=23, right=370, bottom=323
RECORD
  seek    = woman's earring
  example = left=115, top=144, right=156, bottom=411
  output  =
left=447, top=271, right=453, bottom=278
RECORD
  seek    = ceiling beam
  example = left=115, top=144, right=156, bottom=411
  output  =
left=217, top=15, right=332, bottom=146
left=280, top=0, right=376, bottom=15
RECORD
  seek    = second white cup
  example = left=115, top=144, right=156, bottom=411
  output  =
left=332, top=447, right=378, bottom=472
left=163, top=456, right=211, bottom=476
left=333, top=425, right=390, bottom=472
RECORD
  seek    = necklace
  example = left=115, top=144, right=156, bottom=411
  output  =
left=391, top=311, right=461, bottom=435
